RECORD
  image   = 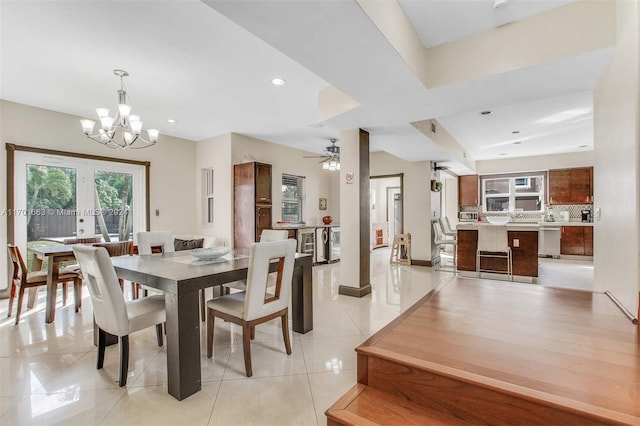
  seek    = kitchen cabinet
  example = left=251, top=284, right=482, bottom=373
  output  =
left=459, top=175, right=479, bottom=206
left=560, top=226, right=593, bottom=256
left=234, top=162, right=272, bottom=249
left=549, top=167, right=593, bottom=204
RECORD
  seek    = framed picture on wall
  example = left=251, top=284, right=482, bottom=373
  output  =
left=319, top=198, right=327, bottom=210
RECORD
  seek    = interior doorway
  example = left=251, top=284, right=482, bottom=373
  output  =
left=370, top=174, right=403, bottom=250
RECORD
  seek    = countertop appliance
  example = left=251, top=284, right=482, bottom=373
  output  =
left=459, top=212, right=478, bottom=222
left=581, top=209, right=592, bottom=222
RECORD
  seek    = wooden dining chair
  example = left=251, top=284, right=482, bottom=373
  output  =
left=7, top=244, right=82, bottom=324
left=63, top=236, right=103, bottom=245
left=72, top=245, right=166, bottom=387
left=93, top=241, right=133, bottom=294
left=206, top=239, right=296, bottom=377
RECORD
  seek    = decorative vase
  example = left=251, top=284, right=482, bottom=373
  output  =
left=322, top=216, right=333, bottom=224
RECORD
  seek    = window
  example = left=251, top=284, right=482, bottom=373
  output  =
left=202, top=168, right=214, bottom=224
left=282, top=174, right=305, bottom=223
left=482, top=173, right=545, bottom=213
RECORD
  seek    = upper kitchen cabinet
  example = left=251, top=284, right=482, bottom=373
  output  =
left=549, top=167, right=593, bottom=205
left=234, top=162, right=273, bottom=249
left=458, top=175, right=479, bottom=207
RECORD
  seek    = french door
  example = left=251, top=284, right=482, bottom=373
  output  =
left=13, top=151, right=146, bottom=258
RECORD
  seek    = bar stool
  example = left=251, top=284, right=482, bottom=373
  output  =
left=476, top=225, right=512, bottom=280
left=390, top=233, right=411, bottom=265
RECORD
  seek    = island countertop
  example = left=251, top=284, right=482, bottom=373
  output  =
left=457, top=222, right=539, bottom=232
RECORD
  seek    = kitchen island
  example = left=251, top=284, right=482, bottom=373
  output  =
left=457, top=222, right=539, bottom=282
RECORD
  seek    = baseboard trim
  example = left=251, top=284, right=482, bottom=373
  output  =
left=339, top=284, right=372, bottom=298
left=411, top=259, right=432, bottom=267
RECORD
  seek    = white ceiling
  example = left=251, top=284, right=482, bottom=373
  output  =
left=0, top=0, right=611, bottom=173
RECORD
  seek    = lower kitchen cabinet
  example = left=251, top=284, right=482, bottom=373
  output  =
left=560, top=226, right=593, bottom=256
left=456, top=229, right=538, bottom=277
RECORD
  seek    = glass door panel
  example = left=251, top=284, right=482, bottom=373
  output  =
left=94, top=170, right=134, bottom=242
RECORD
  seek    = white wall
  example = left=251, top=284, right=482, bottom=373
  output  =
left=370, top=152, right=432, bottom=263
left=194, top=132, right=336, bottom=249
left=229, top=133, right=336, bottom=229
left=443, top=174, right=459, bottom=228
left=196, top=133, right=233, bottom=246
left=0, top=100, right=197, bottom=290
left=593, top=0, right=639, bottom=314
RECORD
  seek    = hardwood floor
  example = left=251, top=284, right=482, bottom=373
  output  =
left=327, top=278, right=639, bottom=425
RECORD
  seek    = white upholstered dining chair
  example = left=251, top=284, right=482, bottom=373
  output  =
left=136, top=231, right=175, bottom=255
left=72, top=245, right=166, bottom=387
left=223, top=229, right=290, bottom=294
left=206, top=239, right=297, bottom=377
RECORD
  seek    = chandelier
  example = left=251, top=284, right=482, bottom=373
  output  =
left=80, top=69, right=159, bottom=149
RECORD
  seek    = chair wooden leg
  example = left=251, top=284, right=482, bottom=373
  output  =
left=156, top=324, right=164, bottom=347
left=206, top=309, right=215, bottom=358
left=242, top=323, right=253, bottom=377
left=250, top=326, right=255, bottom=340
left=97, top=328, right=106, bottom=369
left=7, top=283, right=16, bottom=318
left=15, top=287, right=26, bottom=325
left=281, top=310, right=292, bottom=355
left=62, top=282, right=68, bottom=306
left=119, top=335, right=129, bottom=387
left=74, top=279, right=82, bottom=312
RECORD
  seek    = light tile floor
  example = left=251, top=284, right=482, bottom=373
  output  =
left=0, top=249, right=455, bottom=426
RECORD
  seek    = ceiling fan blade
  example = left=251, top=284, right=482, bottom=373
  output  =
left=303, top=155, right=329, bottom=158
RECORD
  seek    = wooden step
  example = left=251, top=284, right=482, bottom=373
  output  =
left=326, top=278, right=639, bottom=425
left=325, top=384, right=477, bottom=426
left=355, top=349, right=622, bottom=425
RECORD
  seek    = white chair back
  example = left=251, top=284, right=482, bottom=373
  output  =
left=243, top=239, right=296, bottom=321
left=137, top=231, right=175, bottom=255
left=433, top=221, right=446, bottom=243
left=73, top=245, right=129, bottom=336
left=260, top=229, right=289, bottom=242
left=440, top=217, right=456, bottom=235
left=477, top=225, right=510, bottom=252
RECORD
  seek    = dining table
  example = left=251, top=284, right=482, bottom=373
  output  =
left=110, top=249, right=313, bottom=401
left=28, top=244, right=79, bottom=323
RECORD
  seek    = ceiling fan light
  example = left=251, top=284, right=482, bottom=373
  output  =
left=329, top=161, right=337, bottom=171
left=336, top=162, right=340, bottom=170
left=322, top=162, right=330, bottom=170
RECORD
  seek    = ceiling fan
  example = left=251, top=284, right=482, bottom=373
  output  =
left=304, top=138, right=340, bottom=170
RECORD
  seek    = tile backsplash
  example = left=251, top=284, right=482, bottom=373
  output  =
left=460, top=204, right=593, bottom=222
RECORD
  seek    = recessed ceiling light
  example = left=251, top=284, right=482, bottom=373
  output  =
left=308, top=122, right=324, bottom=128
left=512, top=130, right=520, bottom=134
left=271, top=78, right=286, bottom=86
left=167, top=119, right=177, bottom=124
left=578, top=144, right=589, bottom=148
left=513, top=141, right=522, bottom=145
left=480, top=110, right=492, bottom=115
left=499, top=153, right=507, bottom=156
